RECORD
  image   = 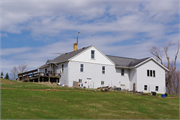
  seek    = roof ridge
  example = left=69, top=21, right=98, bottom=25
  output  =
left=51, top=45, right=92, bottom=60
left=63, top=45, right=92, bottom=55
left=106, top=55, right=138, bottom=60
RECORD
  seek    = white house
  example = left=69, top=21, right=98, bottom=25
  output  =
left=39, top=44, right=168, bottom=94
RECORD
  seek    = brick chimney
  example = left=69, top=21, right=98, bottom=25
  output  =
left=73, top=43, right=78, bottom=51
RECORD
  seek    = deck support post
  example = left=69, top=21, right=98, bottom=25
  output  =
left=48, top=77, right=50, bottom=83
left=133, top=83, right=135, bottom=94
left=38, top=73, right=40, bottom=83
left=27, top=74, right=29, bottom=82
left=38, top=77, right=40, bottom=83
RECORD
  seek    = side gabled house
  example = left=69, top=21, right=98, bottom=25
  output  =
left=38, top=44, right=168, bottom=93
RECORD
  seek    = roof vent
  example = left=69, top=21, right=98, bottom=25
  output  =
left=65, top=53, right=68, bottom=54
left=82, top=47, right=85, bottom=49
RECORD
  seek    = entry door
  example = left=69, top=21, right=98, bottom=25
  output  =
left=87, top=78, right=91, bottom=88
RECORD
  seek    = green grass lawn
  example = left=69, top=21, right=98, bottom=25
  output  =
left=1, top=78, right=179, bottom=119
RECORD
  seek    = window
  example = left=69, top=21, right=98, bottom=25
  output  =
left=80, top=64, right=83, bottom=72
left=121, top=69, right=124, bottom=76
left=91, top=50, right=95, bottom=59
left=102, top=66, right=105, bottom=74
left=147, top=70, right=149, bottom=76
left=62, top=64, right=64, bottom=72
left=46, top=61, right=50, bottom=65
left=45, top=69, right=47, bottom=73
left=150, top=70, right=152, bottom=76
left=153, top=70, right=155, bottom=77
left=155, top=86, right=158, bottom=91
left=79, top=79, right=82, bottom=83
left=101, top=81, right=104, bottom=85
left=144, top=85, right=147, bottom=90
left=147, top=69, right=155, bottom=77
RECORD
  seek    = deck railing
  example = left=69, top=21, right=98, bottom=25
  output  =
left=38, top=72, right=60, bottom=77
left=18, top=72, right=61, bottom=81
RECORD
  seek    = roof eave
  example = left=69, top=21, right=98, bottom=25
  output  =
left=56, top=60, right=69, bottom=65
left=115, top=66, right=134, bottom=69
left=134, top=57, right=169, bottom=71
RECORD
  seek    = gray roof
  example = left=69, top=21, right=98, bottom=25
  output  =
left=39, top=64, right=49, bottom=69
left=52, top=45, right=91, bottom=63
left=106, top=55, right=150, bottom=68
left=39, top=46, right=91, bottom=69
left=39, top=45, right=150, bottom=69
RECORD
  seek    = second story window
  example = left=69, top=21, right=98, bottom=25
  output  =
left=150, top=70, right=152, bottom=76
left=62, top=64, right=64, bottom=72
left=80, top=64, right=84, bottom=72
left=121, top=69, right=124, bottom=76
left=102, top=66, right=105, bottom=74
left=91, top=50, right=95, bottom=59
left=147, top=70, right=149, bottom=76
left=147, top=70, right=155, bottom=77
left=45, top=69, right=47, bottom=73
left=153, top=70, right=155, bottom=77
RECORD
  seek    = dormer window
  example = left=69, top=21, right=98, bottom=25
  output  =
left=47, top=61, right=50, bottom=65
left=91, top=50, right=95, bottom=59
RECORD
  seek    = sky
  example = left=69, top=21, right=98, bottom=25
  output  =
left=0, top=0, right=180, bottom=77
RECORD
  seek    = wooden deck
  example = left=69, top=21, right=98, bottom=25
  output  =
left=18, top=69, right=61, bottom=83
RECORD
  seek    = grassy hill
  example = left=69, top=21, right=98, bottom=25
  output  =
left=1, top=78, right=179, bottom=119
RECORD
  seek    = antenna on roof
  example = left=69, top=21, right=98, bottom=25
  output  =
left=77, top=31, right=81, bottom=44
left=74, top=31, right=81, bottom=51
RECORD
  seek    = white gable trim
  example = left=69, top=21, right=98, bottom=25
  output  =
left=135, top=57, right=169, bottom=71
left=69, top=45, right=115, bottom=65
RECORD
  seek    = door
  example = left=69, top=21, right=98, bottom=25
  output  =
left=85, top=78, right=91, bottom=88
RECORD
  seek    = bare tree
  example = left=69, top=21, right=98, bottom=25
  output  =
left=10, top=63, right=28, bottom=80
left=172, top=67, right=180, bottom=95
left=18, top=63, right=28, bottom=73
left=10, top=66, right=18, bottom=80
left=149, top=41, right=180, bottom=94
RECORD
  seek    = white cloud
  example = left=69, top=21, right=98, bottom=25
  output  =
left=1, top=0, right=179, bottom=74
left=0, top=33, right=8, bottom=37
left=0, top=47, right=32, bottom=56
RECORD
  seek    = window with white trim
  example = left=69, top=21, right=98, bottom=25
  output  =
left=147, top=70, right=149, bottom=76
left=144, top=85, right=147, bottom=90
left=147, top=70, right=155, bottom=77
left=150, top=70, right=152, bottom=76
left=79, top=79, right=82, bottom=83
left=91, top=50, right=95, bottom=59
left=102, top=66, right=105, bottom=74
left=80, top=64, right=84, bottom=72
left=153, top=70, right=155, bottom=77
left=101, top=81, right=104, bottom=85
left=155, top=86, right=158, bottom=91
